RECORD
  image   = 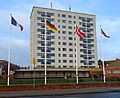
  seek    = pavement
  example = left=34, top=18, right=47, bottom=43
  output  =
left=0, top=87, right=120, bottom=98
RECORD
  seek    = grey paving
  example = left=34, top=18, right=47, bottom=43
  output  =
left=0, top=87, right=120, bottom=98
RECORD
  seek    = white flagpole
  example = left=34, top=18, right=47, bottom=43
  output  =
left=76, top=36, right=78, bottom=84
left=100, top=25, right=106, bottom=83
left=44, top=18, right=47, bottom=85
left=7, top=14, right=12, bottom=86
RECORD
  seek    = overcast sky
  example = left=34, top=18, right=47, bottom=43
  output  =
left=0, top=0, right=120, bottom=66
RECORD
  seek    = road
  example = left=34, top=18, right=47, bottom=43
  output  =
left=0, top=87, right=120, bottom=98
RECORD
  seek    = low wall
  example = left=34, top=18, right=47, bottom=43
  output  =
left=0, top=83, right=120, bottom=92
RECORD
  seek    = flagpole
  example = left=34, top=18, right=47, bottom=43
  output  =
left=7, top=14, right=12, bottom=86
left=100, top=25, right=106, bottom=83
left=76, top=36, right=78, bottom=84
left=44, top=18, right=47, bottom=85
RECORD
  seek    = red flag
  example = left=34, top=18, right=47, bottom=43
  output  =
left=75, top=25, right=84, bottom=38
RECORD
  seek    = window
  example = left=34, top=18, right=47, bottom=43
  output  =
left=47, top=59, right=55, bottom=64
left=69, top=48, right=73, bottom=51
left=58, top=31, right=60, bottom=34
left=47, top=30, right=52, bottom=34
left=87, top=28, right=94, bottom=32
left=37, top=35, right=44, bottom=40
left=37, top=11, right=41, bottom=14
left=87, top=18, right=93, bottom=22
left=37, top=23, right=45, bottom=28
left=88, top=44, right=94, bottom=49
left=80, top=49, right=87, bottom=54
left=58, top=48, right=61, bottom=51
left=68, top=31, right=72, bottom=35
left=69, top=54, right=73, bottom=57
left=46, top=12, right=51, bottom=17
left=88, top=50, right=92, bottom=54
left=69, top=37, right=73, bottom=40
left=82, top=22, right=86, bottom=27
left=47, top=47, right=55, bottom=52
left=87, top=34, right=94, bottom=38
left=46, top=35, right=55, bottom=40
left=37, top=59, right=44, bottom=64
left=62, top=20, right=66, bottom=23
left=58, top=36, right=61, bottom=39
left=58, top=42, right=61, bottom=45
left=63, top=60, right=67, bottom=63
left=59, top=60, right=61, bottom=63
left=74, top=21, right=76, bottom=24
left=37, top=41, right=45, bottom=46
left=113, top=70, right=120, bottom=74
left=37, top=53, right=45, bottom=58
left=74, top=43, right=76, bottom=46
left=58, top=19, right=60, bottom=22
left=58, top=25, right=60, bottom=28
left=62, top=31, right=66, bottom=34
left=79, top=22, right=82, bottom=25
left=88, top=39, right=94, bottom=43
left=47, top=53, right=55, bottom=58
left=69, top=60, right=73, bottom=63
left=62, top=14, right=66, bottom=18
left=68, top=15, right=72, bottom=18
left=74, top=16, right=76, bottom=19
left=87, top=23, right=93, bottom=27
left=58, top=14, right=60, bottom=17
left=37, top=17, right=41, bottom=20
left=68, top=21, right=72, bottom=24
left=89, top=61, right=95, bottom=65
left=63, top=48, right=67, bottom=51
left=62, top=42, right=66, bottom=45
left=37, top=47, right=45, bottom=52
left=62, top=36, right=67, bottom=40
left=62, top=25, right=66, bottom=29
left=68, top=26, right=72, bottom=29
left=47, top=41, right=55, bottom=46
left=58, top=54, right=61, bottom=57
left=41, top=12, right=45, bottom=16
left=69, top=43, right=73, bottom=46
left=63, top=54, right=67, bottom=57
left=82, top=17, right=86, bottom=22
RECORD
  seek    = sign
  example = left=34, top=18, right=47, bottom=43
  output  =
left=32, top=58, right=36, bottom=65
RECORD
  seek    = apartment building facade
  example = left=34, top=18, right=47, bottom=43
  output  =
left=30, top=6, right=98, bottom=69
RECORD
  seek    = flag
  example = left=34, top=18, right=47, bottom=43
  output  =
left=101, top=28, right=110, bottom=38
left=75, top=25, right=85, bottom=38
left=11, top=16, right=23, bottom=31
left=46, top=21, right=57, bottom=32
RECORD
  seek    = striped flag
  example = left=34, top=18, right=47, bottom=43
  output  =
left=75, top=25, right=85, bottom=38
left=11, top=16, right=23, bottom=31
left=46, top=20, right=57, bottom=32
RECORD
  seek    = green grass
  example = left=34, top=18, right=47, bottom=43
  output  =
left=0, top=78, right=120, bottom=86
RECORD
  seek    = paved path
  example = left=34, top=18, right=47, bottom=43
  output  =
left=0, top=87, right=120, bottom=98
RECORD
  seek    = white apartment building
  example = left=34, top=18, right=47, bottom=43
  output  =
left=30, top=6, right=98, bottom=69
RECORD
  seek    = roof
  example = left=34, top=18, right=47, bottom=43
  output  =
left=30, top=6, right=95, bottom=18
left=108, top=59, right=120, bottom=68
left=15, top=68, right=90, bottom=72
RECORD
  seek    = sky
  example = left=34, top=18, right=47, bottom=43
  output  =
left=0, top=0, right=120, bottom=66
